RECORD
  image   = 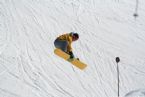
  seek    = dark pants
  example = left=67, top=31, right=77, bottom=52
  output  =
left=54, top=39, right=68, bottom=52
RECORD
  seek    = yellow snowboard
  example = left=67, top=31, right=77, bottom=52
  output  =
left=54, top=48, right=87, bottom=70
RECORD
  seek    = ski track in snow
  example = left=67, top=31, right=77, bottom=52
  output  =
left=0, top=0, right=145, bottom=97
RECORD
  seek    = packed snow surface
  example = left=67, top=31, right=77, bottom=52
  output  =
left=0, top=0, right=145, bottom=97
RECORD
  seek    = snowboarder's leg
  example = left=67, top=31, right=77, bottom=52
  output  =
left=54, top=39, right=68, bottom=52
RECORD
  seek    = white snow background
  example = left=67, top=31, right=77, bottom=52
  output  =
left=0, top=0, right=145, bottom=97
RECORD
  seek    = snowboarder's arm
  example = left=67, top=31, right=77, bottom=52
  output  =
left=67, top=36, right=73, bottom=52
left=67, top=43, right=74, bottom=59
left=67, top=35, right=74, bottom=59
left=67, top=44, right=72, bottom=52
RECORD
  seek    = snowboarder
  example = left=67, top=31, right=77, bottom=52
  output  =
left=54, top=32, right=79, bottom=59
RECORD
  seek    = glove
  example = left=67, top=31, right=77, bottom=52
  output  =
left=69, top=51, right=74, bottom=59
left=76, top=58, right=79, bottom=60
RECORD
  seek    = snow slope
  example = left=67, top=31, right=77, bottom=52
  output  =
left=0, top=0, right=145, bottom=97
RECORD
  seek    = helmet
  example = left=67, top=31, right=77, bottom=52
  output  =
left=70, top=32, right=79, bottom=40
left=73, top=33, right=79, bottom=39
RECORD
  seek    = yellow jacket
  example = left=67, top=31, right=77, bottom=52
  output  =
left=57, top=33, right=73, bottom=52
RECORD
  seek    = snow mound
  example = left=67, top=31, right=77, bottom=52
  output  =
left=125, top=89, right=145, bottom=97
